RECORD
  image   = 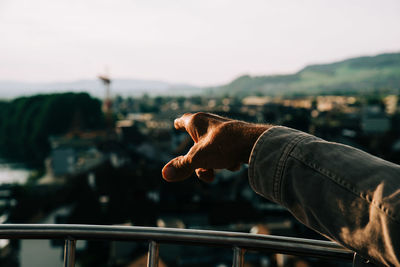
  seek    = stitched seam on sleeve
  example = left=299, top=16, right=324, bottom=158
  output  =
left=248, top=127, right=275, bottom=192
left=274, top=134, right=310, bottom=203
left=290, top=154, right=400, bottom=224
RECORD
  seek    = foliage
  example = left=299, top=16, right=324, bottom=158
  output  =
left=0, top=92, right=105, bottom=165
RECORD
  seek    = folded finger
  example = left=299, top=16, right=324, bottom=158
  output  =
left=195, top=168, right=215, bottom=183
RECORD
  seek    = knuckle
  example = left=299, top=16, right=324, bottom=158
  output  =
left=182, top=112, right=193, bottom=117
left=189, top=112, right=207, bottom=127
left=191, top=111, right=206, bottom=120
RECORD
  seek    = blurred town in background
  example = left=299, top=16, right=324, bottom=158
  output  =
left=0, top=52, right=399, bottom=267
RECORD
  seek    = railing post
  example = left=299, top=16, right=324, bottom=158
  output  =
left=232, top=247, right=245, bottom=267
left=147, top=241, right=160, bottom=267
left=64, top=239, right=76, bottom=267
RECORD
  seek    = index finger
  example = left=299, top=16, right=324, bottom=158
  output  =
left=174, top=113, right=193, bottom=131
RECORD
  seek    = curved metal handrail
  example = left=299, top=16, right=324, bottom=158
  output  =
left=0, top=224, right=353, bottom=260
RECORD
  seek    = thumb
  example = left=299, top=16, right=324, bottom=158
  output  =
left=162, top=154, right=195, bottom=182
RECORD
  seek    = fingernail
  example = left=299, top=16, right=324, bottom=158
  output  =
left=162, top=166, right=176, bottom=180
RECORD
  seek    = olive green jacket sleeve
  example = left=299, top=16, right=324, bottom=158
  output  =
left=248, top=126, right=400, bottom=267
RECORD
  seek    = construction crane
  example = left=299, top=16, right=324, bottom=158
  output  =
left=97, top=67, right=115, bottom=131
left=98, top=72, right=112, bottom=114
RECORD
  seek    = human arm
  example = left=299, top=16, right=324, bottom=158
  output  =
left=162, top=112, right=400, bottom=266
left=249, top=126, right=400, bottom=266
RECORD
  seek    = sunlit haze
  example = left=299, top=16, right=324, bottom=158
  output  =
left=1, top=0, right=399, bottom=86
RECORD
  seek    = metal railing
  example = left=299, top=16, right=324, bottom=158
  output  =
left=0, top=224, right=354, bottom=267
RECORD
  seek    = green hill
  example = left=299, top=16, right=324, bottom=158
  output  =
left=212, top=52, right=400, bottom=96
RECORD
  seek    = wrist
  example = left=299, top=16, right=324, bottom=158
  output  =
left=242, top=124, right=272, bottom=164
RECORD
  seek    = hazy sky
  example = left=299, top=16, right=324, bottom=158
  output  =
left=1, top=0, right=399, bottom=86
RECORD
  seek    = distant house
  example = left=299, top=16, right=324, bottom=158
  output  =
left=361, top=105, right=390, bottom=134
left=48, top=134, right=107, bottom=177
left=51, top=148, right=76, bottom=176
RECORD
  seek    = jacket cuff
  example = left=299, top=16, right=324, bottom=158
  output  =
left=248, top=126, right=309, bottom=205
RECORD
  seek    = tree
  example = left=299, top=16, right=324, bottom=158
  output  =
left=0, top=93, right=105, bottom=165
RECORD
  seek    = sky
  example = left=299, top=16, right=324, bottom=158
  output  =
left=0, top=0, right=399, bottom=86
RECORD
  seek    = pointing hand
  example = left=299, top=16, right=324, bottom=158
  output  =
left=162, top=112, right=270, bottom=182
